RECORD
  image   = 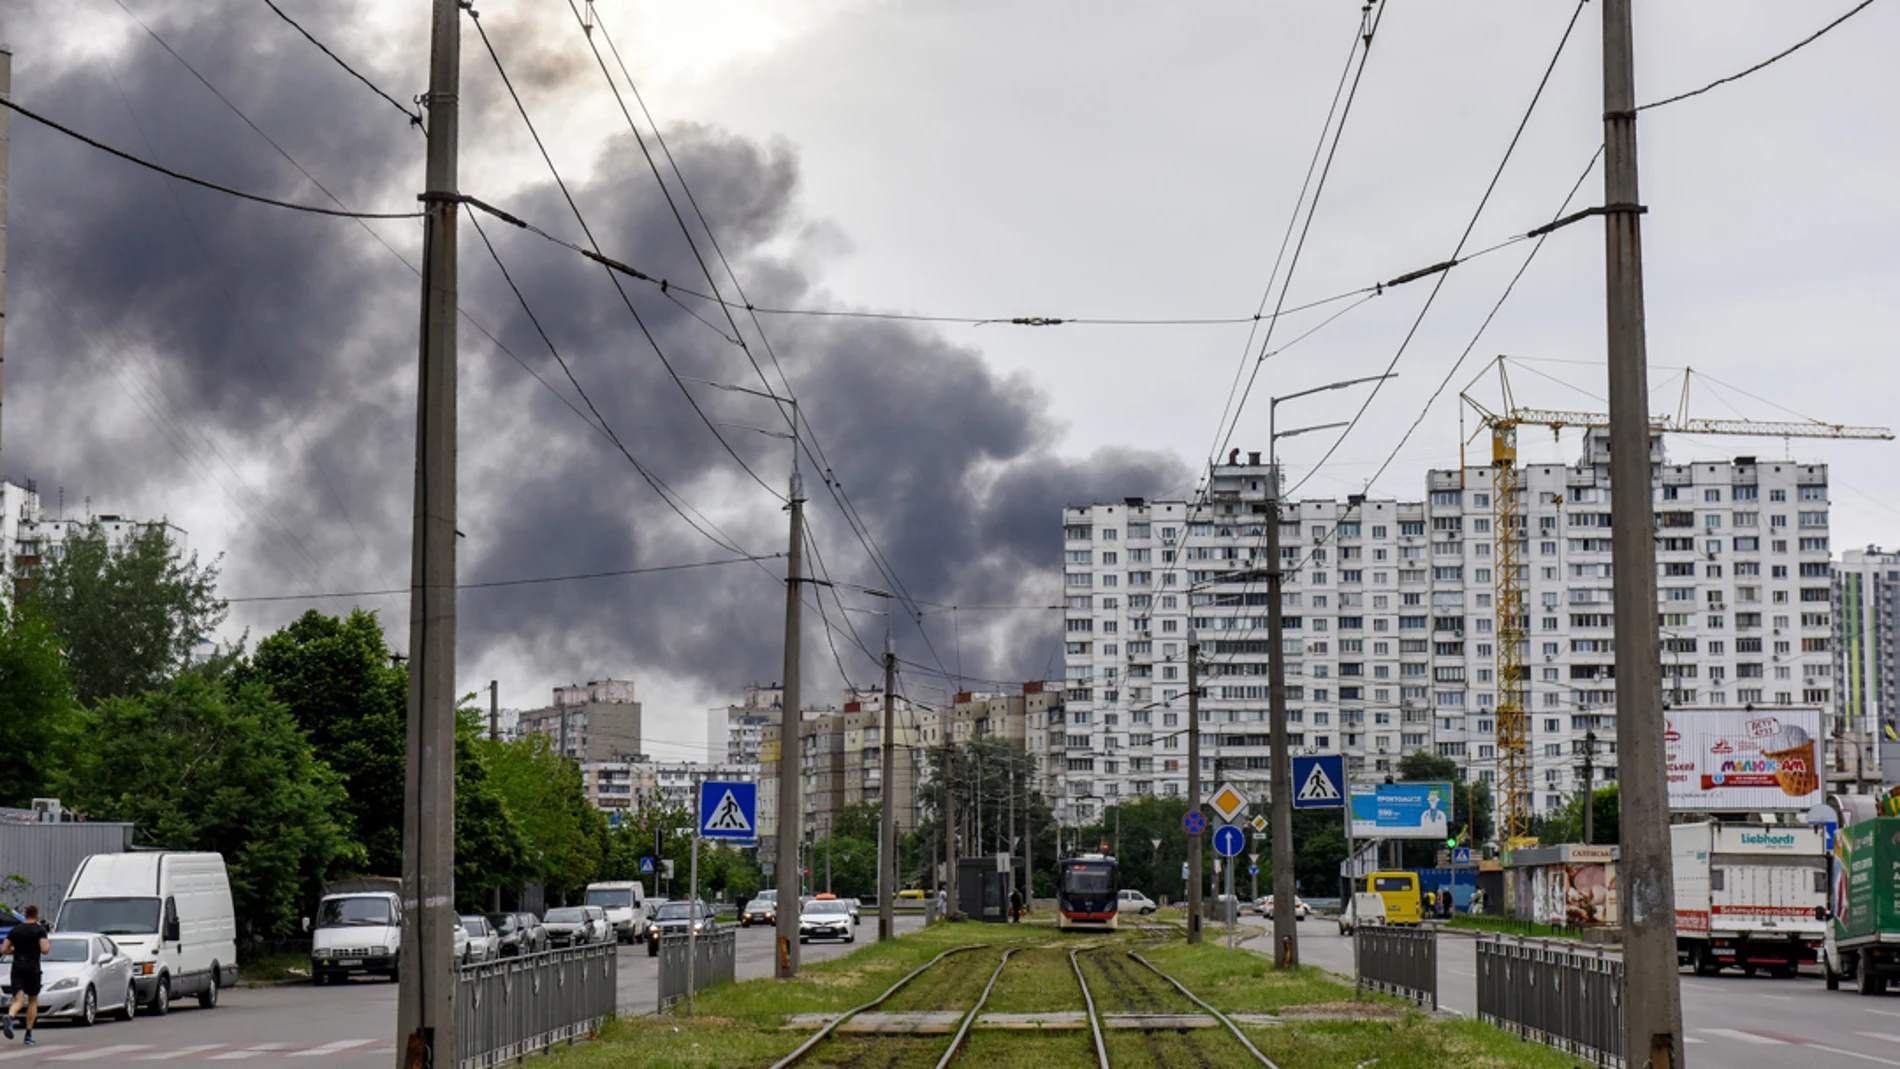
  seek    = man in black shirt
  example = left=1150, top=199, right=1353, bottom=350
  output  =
left=1, top=904, right=51, bottom=1045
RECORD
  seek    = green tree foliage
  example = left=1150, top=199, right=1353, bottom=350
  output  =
left=237, top=610, right=406, bottom=874
left=55, top=672, right=360, bottom=946
left=1538, top=784, right=1619, bottom=846
left=453, top=708, right=531, bottom=910
left=0, top=608, right=80, bottom=806
left=23, top=520, right=224, bottom=705
left=478, top=732, right=609, bottom=900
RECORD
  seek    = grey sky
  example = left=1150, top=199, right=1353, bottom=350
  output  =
left=2, top=1, right=1894, bottom=758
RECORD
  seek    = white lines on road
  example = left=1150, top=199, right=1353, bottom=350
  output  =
left=288, top=1039, right=376, bottom=1057
left=210, top=1042, right=292, bottom=1060
left=1805, top=1043, right=1900, bottom=1066
left=1857, top=1033, right=1900, bottom=1044
left=0, top=1048, right=71, bottom=1062
left=136, top=1045, right=225, bottom=1061
left=1696, top=1028, right=1900, bottom=1066
left=1701, top=1028, right=1788, bottom=1045
left=1866, top=1009, right=1900, bottom=1019
left=1755, top=993, right=1797, bottom=1001
left=46, top=1045, right=151, bottom=1062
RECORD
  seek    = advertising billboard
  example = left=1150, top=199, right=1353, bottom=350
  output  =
left=1665, top=706, right=1823, bottom=811
left=1349, top=782, right=1454, bottom=839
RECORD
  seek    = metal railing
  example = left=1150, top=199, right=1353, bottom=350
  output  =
left=1476, top=935, right=1623, bottom=1068
left=657, top=929, right=737, bottom=1012
left=455, top=944, right=616, bottom=1069
left=1354, top=925, right=1437, bottom=1010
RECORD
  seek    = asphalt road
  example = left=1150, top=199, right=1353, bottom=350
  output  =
left=1276, top=917, right=1900, bottom=1069
left=0, top=914, right=926, bottom=1066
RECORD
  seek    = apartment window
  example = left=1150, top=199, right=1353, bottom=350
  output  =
left=1064, top=524, right=1093, bottom=540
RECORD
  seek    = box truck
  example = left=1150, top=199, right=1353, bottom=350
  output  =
left=1672, top=821, right=1827, bottom=977
left=1823, top=816, right=1900, bottom=995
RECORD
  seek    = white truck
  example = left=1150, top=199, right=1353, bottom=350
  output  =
left=1673, top=821, right=1827, bottom=978
left=56, top=851, right=238, bottom=1014
left=584, top=881, right=648, bottom=944
left=306, top=878, right=403, bottom=985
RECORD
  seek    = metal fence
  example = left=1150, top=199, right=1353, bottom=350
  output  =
left=455, top=944, right=617, bottom=1069
left=1476, top=935, right=1624, bottom=1068
left=1354, top=925, right=1438, bottom=1010
left=657, top=929, right=737, bottom=1013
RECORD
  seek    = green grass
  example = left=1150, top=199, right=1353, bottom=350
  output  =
left=1447, top=914, right=1587, bottom=940
left=1137, top=942, right=1385, bottom=1015
left=1244, top=1017, right=1590, bottom=1069
left=976, top=946, right=1083, bottom=1014
left=238, top=951, right=311, bottom=983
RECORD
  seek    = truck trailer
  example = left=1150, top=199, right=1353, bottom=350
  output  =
left=1672, top=821, right=1827, bottom=977
left=1823, top=816, right=1900, bottom=995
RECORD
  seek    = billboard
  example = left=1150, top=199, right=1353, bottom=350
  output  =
left=1665, top=707, right=1823, bottom=811
left=1349, top=782, right=1454, bottom=839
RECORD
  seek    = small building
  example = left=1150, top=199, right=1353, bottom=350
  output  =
left=0, top=804, right=136, bottom=919
left=1501, top=842, right=1619, bottom=927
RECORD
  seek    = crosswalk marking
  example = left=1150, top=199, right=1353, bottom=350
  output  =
left=47, top=1044, right=152, bottom=1062
left=1682, top=1036, right=1704, bottom=1044
left=1700, top=1028, right=1786, bottom=1045
left=137, top=1045, right=227, bottom=1061
left=211, top=1042, right=292, bottom=1061
left=289, top=1040, right=375, bottom=1057
left=1858, top=1033, right=1900, bottom=1045
left=0, top=1047, right=72, bottom=1062
left=1807, top=1043, right=1900, bottom=1067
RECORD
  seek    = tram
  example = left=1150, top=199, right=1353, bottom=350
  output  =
left=1056, top=853, right=1120, bottom=931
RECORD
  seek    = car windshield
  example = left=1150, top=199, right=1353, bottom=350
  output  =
left=545, top=908, right=585, bottom=923
left=486, top=914, right=518, bottom=932
left=805, top=901, right=850, bottom=916
left=317, top=896, right=393, bottom=928
left=753, top=891, right=776, bottom=903
left=585, top=889, right=631, bottom=909
left=39, top=938, right=92, bottom=963
left=655, top=903, right=698, bottom=921
left=57, top=897, right=160, bottom=936
left=461, top=917, right=488, bottom=936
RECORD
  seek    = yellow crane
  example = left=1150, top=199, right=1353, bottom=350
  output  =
left=1460, top=359, right=1891, bottom=845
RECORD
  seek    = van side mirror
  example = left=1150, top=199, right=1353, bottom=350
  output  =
left=301, top=917, right=310, bottom=933
left=164, top=918, right=181, bottom=942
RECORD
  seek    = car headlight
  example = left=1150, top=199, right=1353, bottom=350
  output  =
left=49, top=977, right=78, bottom=992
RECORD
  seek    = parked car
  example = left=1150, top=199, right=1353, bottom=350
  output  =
left=799, top=899, right=855, bottom=944
left=1260, top=895, right=1309, bottom=922
left=460, top=915, right=499, bottom=963
left=452, top=916, right=469, bottom=963
left=646, top=901, right=718, bottom=957
left=1338, top=892, right=1389, bottom=935
left=1117, top=889, right=1159, bottom=915
left=544, top=906, right=609, bottom=948
left=486, top=912, right=546, bottom=957
left=0, top=932, right=138, bottom=1026
left=306, top=878, right=402, bottom=987
left=584, top=881, right=648, bottom=944
left=58, top=851, right=237, bottom=1013
left=742, top=891, right=778, bottom=928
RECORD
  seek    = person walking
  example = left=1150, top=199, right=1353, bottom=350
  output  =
left=1, top=904, right=51, bottom=1046
left=1008, top=886, right=1024, bottom=924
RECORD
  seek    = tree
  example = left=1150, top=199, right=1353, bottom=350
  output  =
left=0, top=607, right=80, bottom=806
left=238, top=610, right=407, bottom=875
left=454, top=708, right=531, bottom=911
left=1539, top=784, right=1619, bottom=846
left=480, top=732, right=609, bottom=901
left=23, top=520, right=224, bottom=705
left=55, top=672, right=360, bottom=947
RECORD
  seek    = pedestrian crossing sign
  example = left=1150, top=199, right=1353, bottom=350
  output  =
left=1292, top=754, right=1346, bottom=810
left=699, top=781, right=758, bottom=839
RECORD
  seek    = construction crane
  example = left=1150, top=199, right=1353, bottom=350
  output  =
left=1459, top=358, right=1891, bottom=846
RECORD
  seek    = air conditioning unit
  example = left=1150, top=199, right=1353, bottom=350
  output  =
left=31, top=797, right=63, bottom=823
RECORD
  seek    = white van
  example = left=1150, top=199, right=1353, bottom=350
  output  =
left=56, top=852, right=237, bottom=1014
left=307, top=879, right=403, bottom=984
left=584, top=881, right=648, bottom=944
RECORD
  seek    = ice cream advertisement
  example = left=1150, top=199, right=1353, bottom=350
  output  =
left=1664, top=707, right=1823, bottom=811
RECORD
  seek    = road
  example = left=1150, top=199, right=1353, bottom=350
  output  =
left=1273, top=917, right=1900, bottom=1069
left=0, top=914, right=924, bottom=1066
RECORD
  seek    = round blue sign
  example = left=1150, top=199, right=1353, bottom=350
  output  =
left=1213, top=824, right=1245, bottom=857
left=1184, top=811, right=1206, bottom=836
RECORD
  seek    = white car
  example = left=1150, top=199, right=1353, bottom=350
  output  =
left=1338, top=892, right=1388, bottom=935
left=1117, top=889, right=1158, bottom=915
left=453, top=917, right=469, bottom=963
left=0, top=933, right=138, bottom=1026
left=459, top=915, right=500, bottom=963
left=798, top=899, right=856, bottom=944
left=1260, top=895, right=1309, bottom=922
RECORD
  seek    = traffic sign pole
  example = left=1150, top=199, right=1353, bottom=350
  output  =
left=1226, top=835, right=1236, bottom=956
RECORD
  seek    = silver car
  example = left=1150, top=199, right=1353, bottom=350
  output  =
left=542, top=906, right=607, bottom=948
left=0, top=933, right=138, bottom=1026
left=459, top=915, right=500, bottom=963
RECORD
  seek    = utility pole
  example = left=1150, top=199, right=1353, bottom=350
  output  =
left=1579, top=729, right=1596, bottom=845
left=398, top=2, right=459, bottom=1064
left=879, top=633, right=897, bottom=941
left=943, top=738, right=958, bottom=918
left=488, top=679, right=499, bottom=742
left=1024, top=759, right=1035, bottom=913
left=1266, top=468, right=1297, bottom=967
left=1602, top=1, right=1684, bottom=1063
left=0, top=48, right=10, bottom=478
left=773, top=460, right=806, bottom=979
left=1187, top=632, right=1204, bottom=944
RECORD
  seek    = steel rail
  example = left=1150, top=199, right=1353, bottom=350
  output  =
left=768, top=943, right=986, bottom=1069
left=1068, top=947, right=1113, bottom=1069
left=934, top=945, right=1027, bottom=1069
left=1127, top=950, right=1282, bottom=1068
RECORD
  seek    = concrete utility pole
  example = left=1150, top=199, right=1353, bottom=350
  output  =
left=773, top=464, right=806, bottom=979
left=397, top=2, right=459, bottom=1064
left=1579, top=729, right=1596, bottom=845
left=1187, top=632, right=1204, bottom=944
left=1266, top=474, right=1297, bottom=967
left=878, top=634, right=897, bottom=941
left=488, top=679, right=499, bottom=741
left=943, top=739, right=958, bottom=917
left=1602, top=1, right=1684, bottom=1063
left=0, top=48, right=11, bottom=476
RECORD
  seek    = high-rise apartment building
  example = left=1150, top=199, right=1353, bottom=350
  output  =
left=1833, top=547, right=1900, bottom=787
left=1060, top=433, right=1837, bottom=818
left=519, top=679, right=643, bottom=762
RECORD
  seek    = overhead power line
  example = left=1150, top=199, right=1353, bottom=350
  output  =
left=227, top=552, right=783, bottom=603
left=0, top=98, right=421, bottom=219
left=258, top=0, right=425, bottom=127
left=1639, top=0, right=1881, bottom=112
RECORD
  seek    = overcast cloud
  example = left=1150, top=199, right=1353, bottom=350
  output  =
left=2, top=1, right=1894, bottom=757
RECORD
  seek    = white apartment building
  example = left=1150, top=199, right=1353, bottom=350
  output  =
left=1061, top=433, right=1837, bottom=819
left=1832, top=547, right=1900, bottom=787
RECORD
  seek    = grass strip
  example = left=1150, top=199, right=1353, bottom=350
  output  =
left=1244, top=1017, right=1589, bottom=1068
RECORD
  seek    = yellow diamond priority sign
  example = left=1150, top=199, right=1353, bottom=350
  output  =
left=1251, top=815, right=1268, bottom=833
left=1209, top=784, right=1248, bottom=823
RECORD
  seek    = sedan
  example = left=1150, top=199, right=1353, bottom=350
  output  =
left=0, top=933, right=137, bottom=1027
left=646, top=902, right=717, bottom=957
left=486, top=912, right=544, bottom=957
left=1260, top=896, right=1309, bottom=922
left=459, top=915, right=500, bottom=963
left=543, top=906, right=605, bottom=948
left=799, top=899, right=855, bottom=944
left=741, top=891, right=777, bottom=928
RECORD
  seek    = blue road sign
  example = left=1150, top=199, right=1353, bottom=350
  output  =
left=1452, top=846, right=1473, bottom=866
left=699, top=781, right=759, bottom=840
left=1183, top=811, right=1207, bottom=836
left=1292, top=754, right=1346, bottom=810
left=1249, top=864, right=1259, bottom=876
left=1181, top=862, right=1189, bottom=880
left=639, top=856, right=655, bottom=874
left=1213, top=824, right=1245, bottom=858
